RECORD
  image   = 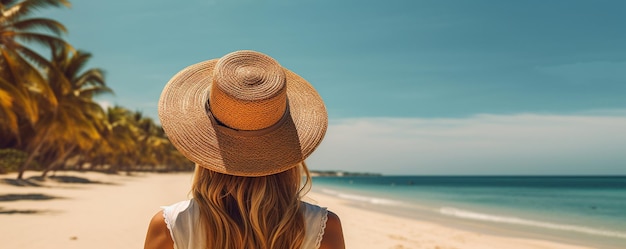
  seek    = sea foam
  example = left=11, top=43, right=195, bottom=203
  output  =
left=439, top=207, right=626, bottom=239
left=320, top=188, right=403, bottom=206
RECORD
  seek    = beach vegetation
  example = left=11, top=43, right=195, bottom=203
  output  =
left=0, top=148, right=40, bottom=173
left=0, top=0, right=193, bottom=178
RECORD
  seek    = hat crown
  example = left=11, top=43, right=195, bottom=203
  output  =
left=209, top=51, right=287, bottom=131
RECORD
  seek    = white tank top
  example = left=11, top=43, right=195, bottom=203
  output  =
left=161, top=199, right=328, bottom=249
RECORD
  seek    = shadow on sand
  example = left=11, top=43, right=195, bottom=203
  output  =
left=48, top=175, right=111, bottom=184
left=0, top=193, right=59, bottom=202
left=0, top=208, right=46, bottom=215
left=0, top=178, right=44, bottom=187
left=1, top=175, right=115, bottom=187
left=0, top=194, right=59, bottom=215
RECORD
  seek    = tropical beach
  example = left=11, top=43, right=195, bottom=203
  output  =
left=2, top=1, right=626, bottom=249
left=0, top=171, right=611, bottom=249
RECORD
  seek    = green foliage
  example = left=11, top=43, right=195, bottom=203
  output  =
left=0, top=148, right=40, bottom=174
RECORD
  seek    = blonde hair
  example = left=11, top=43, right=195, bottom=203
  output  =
left=192, top=162, right=312, bottom=249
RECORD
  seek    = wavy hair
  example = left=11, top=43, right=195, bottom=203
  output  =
left=192, top=162, right=312, bottom=249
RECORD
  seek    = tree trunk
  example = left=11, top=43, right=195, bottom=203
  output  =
left=16, top=130, right=50, bottom=179
left=41, top=145, right=76, bottom=178
left=17, top=112, right=56, bottom=180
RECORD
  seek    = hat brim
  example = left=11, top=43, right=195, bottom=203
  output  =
left=158, top=59, right=327, bottom=176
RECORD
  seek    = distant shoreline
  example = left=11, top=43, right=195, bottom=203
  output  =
left=309, top=170, right=382, bottom=177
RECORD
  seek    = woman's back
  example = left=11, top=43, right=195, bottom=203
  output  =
left=148, top=200, right=342, bottom=249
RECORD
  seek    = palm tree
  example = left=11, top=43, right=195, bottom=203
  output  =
left=0, top=0, right=72, bottom=126
left=1, top=0, right=72, bottom=179
left=37, top=45, right=111, bottom=177
left=129, top=113, right=160, bottom=171
left=85, top=107, right=193, bottom=173
left=92, top=106, right=138, bottom=172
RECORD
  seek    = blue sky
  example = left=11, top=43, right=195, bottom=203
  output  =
left=40, top=0, right=626, bottom=175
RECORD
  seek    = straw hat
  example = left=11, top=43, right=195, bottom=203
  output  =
left=158, top=50, right=328, bottom=176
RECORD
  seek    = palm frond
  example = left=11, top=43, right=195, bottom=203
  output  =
left=0, top=1, right=20, bottom=8
left=0, top=75, right=40, bottom=125
left=48, top=64, right=72, bottom=96
left=11, top=18, right=67, bottom=36
left=66, top=50, right=92, bottom=79
left=0, top=48, right=27, bottom=83
left=80, top=100, right=105, bottom=117
left=7, top=0, right=70, bottom=22
left=0, top=49, right=49, bottom=119
left=14, top=31, right=69, bottom=52
left=1, top=2, right=22, bottom=21
left=77, top=85, right=113, bottom=99
left=59, top=101, right=99, bottom=131
left=0, top=87, right=19, bottom=135
left=0, top=86, right=13, bottom=107
left=11, top=40, right=55, bottom=68
left=8, top=46, right=59, bottom=109
left=74, top=68, right=106, bottom=87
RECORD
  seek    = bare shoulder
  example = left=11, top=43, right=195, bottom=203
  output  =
left=144, top=210, right=174, bottom=249
left=319, top=210, right=345, bottom=249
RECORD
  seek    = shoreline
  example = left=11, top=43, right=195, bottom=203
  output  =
left=304, top=190, right=596, bottom=249
left=0, top=171, right=606, bottom=249
left=309, top=176, right=626, bottom=249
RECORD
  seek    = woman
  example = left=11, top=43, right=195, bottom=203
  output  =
left=144, top=50, right=345, bottom=249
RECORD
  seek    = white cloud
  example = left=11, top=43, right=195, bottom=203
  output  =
left=306, top=112, right=626, bottom=175
left=97, top=100, right=113, bottom=110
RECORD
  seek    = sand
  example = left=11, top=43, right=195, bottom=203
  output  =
left=0, top=171, right=595, bottom=249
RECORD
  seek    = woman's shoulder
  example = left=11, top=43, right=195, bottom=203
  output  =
left=319, top=210, right=344, bottom=249
left=145, top=210, right=175, bottom=249
left=300, top=202, right=345, bottom=249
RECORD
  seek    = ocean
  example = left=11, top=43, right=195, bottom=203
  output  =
left=310, top=176, right=626, bottom=249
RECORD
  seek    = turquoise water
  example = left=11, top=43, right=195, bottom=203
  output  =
left=311, top=176, right=626, bottom=248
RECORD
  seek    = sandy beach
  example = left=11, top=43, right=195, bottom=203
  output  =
left=0, top=171, right=596, bottom=249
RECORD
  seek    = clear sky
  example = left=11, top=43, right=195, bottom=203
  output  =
left=40, top=0, right=626, bottom=175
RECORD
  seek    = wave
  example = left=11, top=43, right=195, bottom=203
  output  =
left=320, top=188, right=403, bottom=206
left=439, top=207, right=626, bottom=239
